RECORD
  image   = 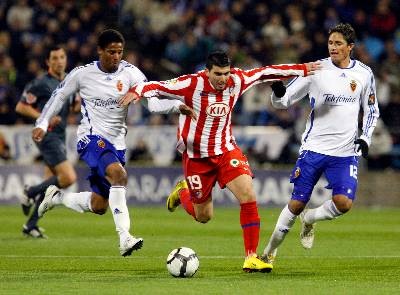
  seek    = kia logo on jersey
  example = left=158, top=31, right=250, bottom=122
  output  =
left=206, top=102, right=230, bottom=117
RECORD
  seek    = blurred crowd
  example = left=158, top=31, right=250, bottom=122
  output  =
left=0, top=0, right=399, bottom=169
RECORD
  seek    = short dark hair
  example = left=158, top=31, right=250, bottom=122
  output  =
left=328, top=23, right=356, bottom=44
left=45, top=45, right=65, bottom=60
left=206, top=50, right=231, bottom=70
left=97, top=29, right=125, bottom=49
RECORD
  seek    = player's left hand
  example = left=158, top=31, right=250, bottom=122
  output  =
left=179, top=104, right=197, bottom=121
left=119, top=91, right=140, bottom=106
left=305, top=61, right=322, bottom=76
left=32, top=127, right=46, bottom=143
left=354, top=138, right=368, bottom=158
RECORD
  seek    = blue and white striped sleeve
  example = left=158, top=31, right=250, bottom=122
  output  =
left=35, top=67, right=80, bottom=131
left=360, top=71, right=380, bottom=146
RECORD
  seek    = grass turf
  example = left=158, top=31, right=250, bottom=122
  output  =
left=0, top=205, right=399, bottom=294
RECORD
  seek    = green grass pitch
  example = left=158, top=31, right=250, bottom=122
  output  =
left=0, top=205, right=399, bottom=294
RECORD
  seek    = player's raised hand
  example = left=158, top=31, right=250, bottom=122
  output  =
left=305, top=61, right=322, bottom=76
left=179, top=104, right=197, bottom=121
left=32, top=127, right=46, bottom=143
left=119, top=91, right=141, bottom=106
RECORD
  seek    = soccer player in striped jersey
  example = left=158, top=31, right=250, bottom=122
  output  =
left=261, top=23, right=380, bottom=266
left=120, top=51, right=319, bottom=272
left=32, top=29, right=195, bottom=256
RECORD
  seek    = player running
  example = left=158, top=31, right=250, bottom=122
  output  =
left=120, top=50, right=320, bottom=271
left=33, top=29, right=195, bottom=256
left=261, top=23, right=379, bottom=266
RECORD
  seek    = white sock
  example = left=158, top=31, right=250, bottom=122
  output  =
left=263, top=205, right=297, bottom=256
left=303, top=199, right=342, bottom=224
left=108, top=186, right=131, bottom=242
left=54, top=191, right=92, bottom=213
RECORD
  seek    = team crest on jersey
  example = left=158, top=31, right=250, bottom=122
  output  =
left=97, top=139, right=106, bottom=148
left=293, top=167, right=301, bottom=178
left=350, top=80, right=357, bottom=92
left=230, top=159, right=239, bottom=167
left=368, top=93, right=376, bottom=105
left=116, top=80, right=123, bottom=92
left=206, top=102, right=230, bottom=117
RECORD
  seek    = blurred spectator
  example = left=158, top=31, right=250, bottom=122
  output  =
left=0, top=0, right=399, bottom=168
left=0, top=72, right=18, bottom=124
left=6, top=0, right=33, bottom=31
left=0, top=131, right=11, bottom=161
left=367, top=119, right=393, bottom=170
left=129, top=139, right=153, bottom=163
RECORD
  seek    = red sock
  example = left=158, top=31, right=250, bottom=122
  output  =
left=240, top=201, right=260, bottom=257
left=179, top=188, right=196, bottom=219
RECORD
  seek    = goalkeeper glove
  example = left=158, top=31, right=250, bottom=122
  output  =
left=271, top=81, right=286, bottom=98
left=354, top=138, right=368, bottom=158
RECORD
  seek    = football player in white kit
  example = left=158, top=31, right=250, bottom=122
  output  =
left=261, top=23, right=380, bottom=265
left=32, top=29, right=195, bottom=256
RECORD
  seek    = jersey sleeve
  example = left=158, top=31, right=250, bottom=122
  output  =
left=271, top=76, right=312, bottom=109
left=130, top=75, right=193, bottom=102
left=140, top=97, right=183, bottom=114
left=35, top=67, right=80, bottom=131
left=236, top=64, right=307, bottom=95
left=359, top=72, right=380, bottom=146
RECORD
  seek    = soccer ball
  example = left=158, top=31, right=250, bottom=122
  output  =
left=166, top=247, right=199, bottom=278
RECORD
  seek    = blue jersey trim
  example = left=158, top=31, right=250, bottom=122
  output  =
left=303, top=97, right=315, bottom=143
left=81, top=99, right=93, bottom=135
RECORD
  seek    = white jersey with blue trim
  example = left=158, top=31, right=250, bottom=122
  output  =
left=271, top=57, right=380, bottom=157
left=36, top=60, right=183, bottom=150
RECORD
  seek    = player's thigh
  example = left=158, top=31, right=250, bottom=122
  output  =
left=324, top=156, right=359, bottom=200
left=53, top=160, right=77, bottom=187
left=225, top=174, right=256, bottom=203
left=183, top=153, right=217, bottom=204
left=216, top=147, right=253, bottom=189
left=290, top=151, right=324, bottom=203
left=38, top=135, right=67, bottom=168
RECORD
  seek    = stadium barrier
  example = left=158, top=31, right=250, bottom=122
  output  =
left=0, top=125, right=289, bottom=165
left=0, top=165, right=398, bottom=207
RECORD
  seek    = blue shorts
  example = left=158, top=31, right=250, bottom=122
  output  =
left=77, top=135, right=126, bottom=198
left=290, top=150, right=359, bottom=203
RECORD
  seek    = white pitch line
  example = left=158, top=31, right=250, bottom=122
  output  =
left=1, top=255, right=400, bottom=259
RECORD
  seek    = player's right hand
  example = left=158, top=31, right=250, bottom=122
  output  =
left=119, top=91, right=140, bottom=106
left=49, top=116, right=61, bottom=128
left=32, top=127, right=46, bottom=143
left=305, top=61, right=321, bottom=76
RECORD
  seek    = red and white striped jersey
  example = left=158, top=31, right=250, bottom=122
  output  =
left=131, top=64, right=307, bottom=158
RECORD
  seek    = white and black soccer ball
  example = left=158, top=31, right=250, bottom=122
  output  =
left=166, top=247, right=199, bottom=278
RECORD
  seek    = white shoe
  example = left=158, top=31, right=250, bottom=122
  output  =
left=38, top=185, right=60, bottom=217
left=261, top=248, right=277, bottom=265
left=299, top=210, right=315, bottom=249
left=119, top=235, right=144, bottom=257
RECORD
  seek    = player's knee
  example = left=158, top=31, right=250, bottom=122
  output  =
left=195, top=212, right=212, bottom=223
left=196, top=216, right=211, bottom=223
left=237, top=187, right=256, bottom=203
left=92, top=207, right=108, bottom=215
left=107, top=167, right=128, bottom=186
left=333, top=194, right=353, bottom=213
left=59, top=173, right=77, bottom=188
